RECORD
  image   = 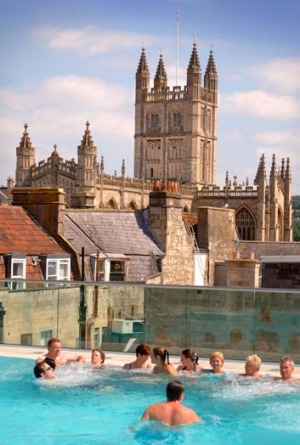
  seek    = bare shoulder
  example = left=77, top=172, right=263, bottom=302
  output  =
left=165, top=364, right=177, bottom=376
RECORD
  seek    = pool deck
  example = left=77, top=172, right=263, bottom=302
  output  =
left=0, top=344, right=299, bottom=378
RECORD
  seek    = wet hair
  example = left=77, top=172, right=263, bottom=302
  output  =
left=210, top=351, right=224, bottom=364
left=135, top=343, right=152, bottom=356
left=92, top=348, right=105, bottom=364
left=153, top=347, right=170, bottom=365
left=245, top=354, right=261, bottom=371
left=34, top=360, right=50, bottom=378
left=280, top=355, right=295, bottom=367
left=47, top=337, right=61, bottom=348
left=44, top=357, right=56, bottom=370
left=166, top=380, right=184, bottom=401
left=181, top=348, right=199, bottom=369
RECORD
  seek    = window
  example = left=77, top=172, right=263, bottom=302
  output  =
left=236, top=208, right=255, bottom=240
left=110, top=261, right=125, bottom=281
left=10, top=256, right=26, bottom=290
left=94, top=328, right=100, bottom=348
left=40, top=330, right=53, bottom=346
left=90, top=255, right=105, bottom=281
left=150, top=113, right=159, bottom=128
left=46, top=258, right=70, bottom=281
left=21, top=333, right=32, bottom=346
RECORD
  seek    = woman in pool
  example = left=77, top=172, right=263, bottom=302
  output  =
left=123, top=343, right=152, bottom=370
left=91, top=348, right=106, bottom=368
left=206, top=351, right=225, bottom=375
left=151, top=347, right=177, bottom=375
left=240, top=354, right=262, bottom=378
left=177, top=348, right=203, bottom=373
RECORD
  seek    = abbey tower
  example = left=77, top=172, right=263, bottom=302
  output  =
left=134, top=44, right=218, bottom=187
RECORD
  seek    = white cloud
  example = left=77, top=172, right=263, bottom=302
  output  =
left=221, top=90, right=299, bottom=119
left=30, top=25, right=158, bottom=54
left=247, top=58, right=300, bottom=94
left=255, top=129, right=300, bottom=146
left=221, top=129, right=244, bottom=142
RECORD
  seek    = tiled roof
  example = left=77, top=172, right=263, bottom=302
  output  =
left=182, top=212, right=198, bottom=226
left=0, top=205, right=65, bottom=254
left=64, top=210, right=163, bottom=256
left=238, top=241, right=300, bottom=259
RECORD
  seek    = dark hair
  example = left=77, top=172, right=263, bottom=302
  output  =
left=44, top=357, right=56, bottom=369
left=34, top=361, right=48, bottom=378
left=153, top=347, right=170, bottom=365
left=92, top=348, right=106, bottom=364
left=181, top=348, right=199, bottom=369
left=166, top=380, right=184, bottom=401
left=136, top=343, right=151, bottom=356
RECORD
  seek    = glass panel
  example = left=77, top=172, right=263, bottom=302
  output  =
left=12, top=261, right=24, bottom=278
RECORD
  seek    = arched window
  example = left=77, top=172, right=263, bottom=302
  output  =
left=107, top=198, right=118, bottom=209
left=150, top=113, right=159, bottom=128
left=236, top=208, right=255, bottom=240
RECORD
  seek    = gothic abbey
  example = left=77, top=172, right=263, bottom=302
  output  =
left=15, top=43, right=292, bottom=243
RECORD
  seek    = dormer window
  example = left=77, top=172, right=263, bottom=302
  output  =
left=41, top=254, right=71, bottom=282
left=9, top=255, right=26, bottom=289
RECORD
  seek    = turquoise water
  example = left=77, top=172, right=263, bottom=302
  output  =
left=1, top=356, right=300, bottom=445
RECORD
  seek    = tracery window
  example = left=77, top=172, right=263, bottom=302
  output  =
left=236, top=208, right=255, bottom=240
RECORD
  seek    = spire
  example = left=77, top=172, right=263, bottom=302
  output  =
left=136, top=47, right=149, bottom=74
left=280, top=158, right=285, bottom=179
left=154, top=53, right=168, bottom=91
left=188, top=42, right=201, bottom=71
left=135, top=47, right=150, bottom=101
left=285, top=157, right=291, bottom=182
left=204, top=50, right=218, bottom=101
left=17, top=123, right=33, bottom=151
left=121, top=159, right=125, bottom=177
left=186, top=43, right=201, bottom=94
left=270, top=154, right=276, bottom=179
left=78, top=121, right=96, bottom=153
left=254, top=154, right=266, bottom=185
left=204, top=50, right=217, bottom=78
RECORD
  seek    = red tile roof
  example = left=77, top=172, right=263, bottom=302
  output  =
left=0, top=205, right=65, bottom=254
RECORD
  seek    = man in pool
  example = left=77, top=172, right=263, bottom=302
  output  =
left=141, top=380, right=201, bottom=426
left=33, top=359, right=55, bottom=380
left=37, top=337, right=86, bottom=365
left=279, top=355, right=300, bottom=381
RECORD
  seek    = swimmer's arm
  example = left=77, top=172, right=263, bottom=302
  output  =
left=141, top=408, right=150, bottom=421
left=66, top=354, right=86, bottom=363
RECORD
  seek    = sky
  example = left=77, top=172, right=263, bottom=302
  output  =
left=1, top=0, right=300, bottom=193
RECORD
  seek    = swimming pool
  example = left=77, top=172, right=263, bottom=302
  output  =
left=1, top=356, right=300, bottom=445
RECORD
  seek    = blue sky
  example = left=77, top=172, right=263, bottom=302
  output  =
left=1, top=0, right=300, bottom=193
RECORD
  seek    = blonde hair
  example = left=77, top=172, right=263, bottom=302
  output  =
left=245, top=354, right=261, bottom=371
left=210, top=351, right=224, bottom=364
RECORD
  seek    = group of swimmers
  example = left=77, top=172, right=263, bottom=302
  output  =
left=33, top=337, right=299, bottom=426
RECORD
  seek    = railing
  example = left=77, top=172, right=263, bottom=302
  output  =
left=0, top=279, right=299, bottom=362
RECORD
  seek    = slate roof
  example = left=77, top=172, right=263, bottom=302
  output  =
left=64, top=210, right=163, bottom=256
left=238, top=241, right=300, bottom=259
left=63, top=210, right=163, bottom=282
left=0, top=205, right=65, bottom=254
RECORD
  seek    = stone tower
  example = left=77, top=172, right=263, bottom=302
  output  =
left=15, top=123, right=35, bottom=186
left=134, top=44, right=218, bottom=187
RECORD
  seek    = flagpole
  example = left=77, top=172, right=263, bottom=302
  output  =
left=176, top=11, right=179, bottom=86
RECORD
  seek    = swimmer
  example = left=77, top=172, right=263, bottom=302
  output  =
left=33, top=359, right=55, bottom=380
left=37, top=337, right=86, bottom=365
left=91, top=348, right=105, bottom=367
left=240, top=354, right=262, bottom=378
left=206, top=351, right=225, bottom=375
left=177, top=348, right=203, bottom=373
left=279, top=355, right=300, bottom=382
left=123, top=343, right=152, bottom=370
left=151, top=347, right=177, bottom=376
left=141, top=380, right=201, bottom=426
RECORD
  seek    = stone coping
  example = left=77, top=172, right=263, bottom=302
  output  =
left=1, top=344, right=299, bottom=378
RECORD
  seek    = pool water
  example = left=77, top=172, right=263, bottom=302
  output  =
left=1, top=356, right=300, bottom=445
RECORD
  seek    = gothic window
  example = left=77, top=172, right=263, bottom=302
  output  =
left=150, top=113, right=159, bottom=128
left=150, top=168, right=154, bottom=178
left=173, top=112, right=182, bottom=127
left=129, top=201, right=138, bottom=210
left=236, top=208, right=255, bottom=240
left=107, top=198, right=118, bottom=209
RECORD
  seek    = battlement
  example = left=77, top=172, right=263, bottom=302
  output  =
left=198, top=184, right=258, bottom=198
left=144, top=85, right=214, bottom=103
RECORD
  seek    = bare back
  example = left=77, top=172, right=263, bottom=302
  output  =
left=142, top=401, right=200, bottom=426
